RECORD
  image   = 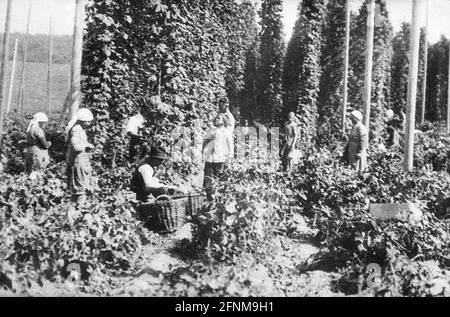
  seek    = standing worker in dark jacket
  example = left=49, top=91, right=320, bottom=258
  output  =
left=24, top=112, right=51, bottom=175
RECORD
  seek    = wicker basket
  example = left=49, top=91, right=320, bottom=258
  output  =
left=151, top=195, right=188, bottom=233
left=186, top=193, right=206, bottom=216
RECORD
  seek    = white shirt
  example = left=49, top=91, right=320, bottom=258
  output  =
left=203, top=127, right=234, bottom=163
left=138, top=164, right=163, bottom=188
left=126, top=114, right=145, bottom=136
left=224, top=110, right=235, bottom=135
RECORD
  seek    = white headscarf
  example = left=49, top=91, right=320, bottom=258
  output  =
left=351, top=110, right=363, bottom=122
left=27, top=112, right=48, bottom=133
left=66, top=108, right=94, bottom=134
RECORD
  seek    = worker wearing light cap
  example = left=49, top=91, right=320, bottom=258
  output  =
left=24, top=112, right=52, bottom=175
left=66, top=108, right=95, bottom=202
left=347, top=110, right=368, bottom=172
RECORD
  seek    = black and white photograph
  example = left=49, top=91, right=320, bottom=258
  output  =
left=0, top=0, right=450, bottom=299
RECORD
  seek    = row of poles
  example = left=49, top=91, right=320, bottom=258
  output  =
left=1, top=3, right=52, bottom=118
left=0, top=0, right=449, bottom=172
left=0, top=0, right=84, bottom=149
left=341, top=0, right=450, bottom=172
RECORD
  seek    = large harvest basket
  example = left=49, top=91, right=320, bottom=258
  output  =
left=151, top=195, right=188, bottom=233
left=186, top=193, right=206, bottom=216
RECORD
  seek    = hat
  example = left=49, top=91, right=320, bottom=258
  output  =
left=351, top=110, right=363, bottom=122
left=77, top=108, right=94, bottom=122
left=33, top=112, right=49, bottom=123
left=26, top=112, right=48, bottom=133
left=149, top=146, right=169, bottom=160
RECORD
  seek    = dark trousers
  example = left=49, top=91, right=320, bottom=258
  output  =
left=128, top=135, right=141, bottom=163
left=203, top=162, right=225, bottom=200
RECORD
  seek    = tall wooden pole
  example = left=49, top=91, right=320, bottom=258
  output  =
left=342, top=0, right=351, bottom=136
left=404, top=0, right=421, bottom=171
left=67, top=0, right=85, bottom=121
left=0, top=0, right=13, bottom=151
left=6, top=39, right=19, bottom=115
left=363, top=0, right=375, bottom=130
left=421, top=0, right=429, bottom=124
left=447, top=39, right=450, bottom=134
left=17, top=2, right=31, bottom=116
left=47, top=17, right=53, bottom=116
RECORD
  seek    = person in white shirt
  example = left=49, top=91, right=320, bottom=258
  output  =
left=203, top=115, right=234, bottom=200
left=218, top=97, right=235, bottom=136
left=130, top=147, right=179, bottom=202
left=126, top=109, right=145, bottom=163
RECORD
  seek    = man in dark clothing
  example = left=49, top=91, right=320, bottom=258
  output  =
left=126, top=109, right=145, bottom=163
left=130, top=147, right=178, bottom=202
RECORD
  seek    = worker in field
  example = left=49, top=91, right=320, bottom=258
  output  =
left=126, top=105, right=146, bottom=164
left=23, top=112, right=52, bottom=175
left=130, top=146, right=180, bottom=202
left=280, top=112, right=300, bottom=172
left=217, top=96, right=236, bottom=136
left=66, top=108, right=95, bottom=202
left=385, top=109, right=401, bottom=149
left=347, top=110, right=368, bottom=172
left=203, top=115, right=234, bottom=200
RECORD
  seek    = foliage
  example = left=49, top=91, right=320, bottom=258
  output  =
left=299, top=147, right=450, bottom=296
left=282, top=4, right=302, bottom=122
left=240, top=43, right=259, bottom=123
left=191, top=163, right=295, bottom=263
left=426, top=36, right=449, bottom=122
left=224, top=0, right=260, bottom=122
left=0, top=116, right=66, bottom=175
left=414, top=131, right=450, bottom=175
left=256, top=0, right=285, bottom=125
left=294, top=0, right=328, bottom=144
left=349, top=0, right=393, bottom=142
left=318, top=0, right=346, bottom=144
left=390, top=23, right=426, bottom=120
left=0, top=163, right=146, bottom=293
left=82, top=0, right=258, bottom=167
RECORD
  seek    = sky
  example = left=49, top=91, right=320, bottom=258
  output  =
left=253, top=0, right=450, bottom=44
left=1, top=0, right=450, bottom=43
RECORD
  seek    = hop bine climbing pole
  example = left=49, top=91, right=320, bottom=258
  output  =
left=363, top=0, right=375, bottom=131
left=342, top=0, right=351, bottom=136
left=47, top=17, right=53, bottom=116
left=61, top=0, right=85, bottom=123
left=404, top=0, right=421, bottom=171
left=421, top=0, right=429, bottom=125
left=17, top=2, right=32, bottom=117
left=447, top=37, right=450, bottom=134
left=6, top=39, right=19, bottom=115
left=0, top=0, right=13, bottom=151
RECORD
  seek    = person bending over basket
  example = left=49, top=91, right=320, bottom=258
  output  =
left=131, top=146, right=179, bottom=202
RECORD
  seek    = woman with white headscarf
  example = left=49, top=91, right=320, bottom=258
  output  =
left=24, top=112, right=51, bottom=174
left=347, top=110, right=368, bottom=172
left=66, top=108, right=95, bottom=201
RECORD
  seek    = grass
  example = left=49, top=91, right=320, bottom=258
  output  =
left=3, top=61, right=70, bottom=115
